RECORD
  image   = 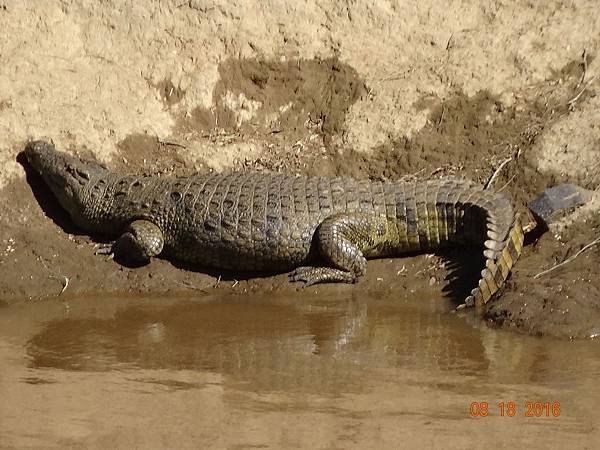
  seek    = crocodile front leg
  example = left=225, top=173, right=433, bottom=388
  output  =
left=109, top=219, right=164, bottom=263
left=290, top=213, right=388, bottom=286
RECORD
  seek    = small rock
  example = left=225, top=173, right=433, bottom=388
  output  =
left=588, top=327, right=600, bottom=339
left=528, top=183, right=593, bottom=223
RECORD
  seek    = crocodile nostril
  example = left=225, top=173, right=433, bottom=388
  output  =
left=76, top=169, right=90, bottom=180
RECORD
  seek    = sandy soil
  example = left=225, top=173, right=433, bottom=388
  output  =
left=1, top=0, right=599, bottom=338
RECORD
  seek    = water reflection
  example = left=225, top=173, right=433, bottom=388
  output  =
left=24, top=294, right=494, bottom=394
left=2, top=292, right=598, bottom=448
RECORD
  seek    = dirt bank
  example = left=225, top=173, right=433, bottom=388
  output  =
left=1, top=1, right=599, bottom=338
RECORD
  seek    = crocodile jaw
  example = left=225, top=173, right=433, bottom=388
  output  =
left=24, top=140, right=97, bottom=219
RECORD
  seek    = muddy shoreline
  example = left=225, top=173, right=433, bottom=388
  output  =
left=1, top=1, right=600, bottom=339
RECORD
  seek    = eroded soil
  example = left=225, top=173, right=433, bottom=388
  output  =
left=1, top=1, right=600, bottom=339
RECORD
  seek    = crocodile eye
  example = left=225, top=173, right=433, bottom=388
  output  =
left=66, top=166, right=90, bottom=185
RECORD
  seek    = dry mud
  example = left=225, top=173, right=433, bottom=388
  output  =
left=1, top=1, right=600, bottom=338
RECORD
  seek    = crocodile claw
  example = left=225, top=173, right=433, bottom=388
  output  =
left=94, top=243, right=115, bottom=260
left=289, top=267, right=320, bottom=286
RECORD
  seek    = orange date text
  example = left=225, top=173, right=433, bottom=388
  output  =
left=469, top=401, right=561, bottom=417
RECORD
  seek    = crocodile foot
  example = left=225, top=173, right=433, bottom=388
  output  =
left=94, top=243, right=115, bottom=260
left=290, top=266, right=357, bottom=286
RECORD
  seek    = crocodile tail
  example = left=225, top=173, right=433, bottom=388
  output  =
left=465, top=213, right=524, bottom=307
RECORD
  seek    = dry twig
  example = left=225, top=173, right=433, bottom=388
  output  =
left=578, top=49, right=588, bottom=87
left=59, top=276, right=69, bottom=295
left=49, top=274, right=70, bottom=296
left=533, top=237, right=600, bottom=279
left=437, top=106, right=445, bottom=129
left=496, top=174, right=517, bottom=193
left=484, top=157, right=512, bottom=190
left=567, top=76, right=597, bottom=109
left=445, top=33, right=454, bottom=51
left=157, top=138, right=187, bottom=149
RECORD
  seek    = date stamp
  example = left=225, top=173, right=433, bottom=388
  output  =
left=470, top=401, right=561, bottom=417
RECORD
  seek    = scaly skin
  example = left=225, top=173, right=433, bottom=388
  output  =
left=24, top=140, right=524, bottom=306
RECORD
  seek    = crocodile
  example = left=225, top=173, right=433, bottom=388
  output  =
left=24, top=140, right=524, bottom=306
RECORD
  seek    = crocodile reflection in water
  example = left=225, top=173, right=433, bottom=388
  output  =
left=26, top=294, right=490, bottom=394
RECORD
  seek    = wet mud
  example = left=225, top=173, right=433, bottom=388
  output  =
left=190, top=58, right=367, bottom=142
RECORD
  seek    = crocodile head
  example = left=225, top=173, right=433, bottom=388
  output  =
left=24, top=140, right=106, bottom=220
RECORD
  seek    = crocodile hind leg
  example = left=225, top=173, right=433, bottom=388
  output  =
left=290, top=213, right=388, bottom=286
left=97, top=219, right=164, bottom=263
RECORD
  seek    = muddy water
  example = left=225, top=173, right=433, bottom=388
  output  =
left=0, top=291, right=598, bottom=449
